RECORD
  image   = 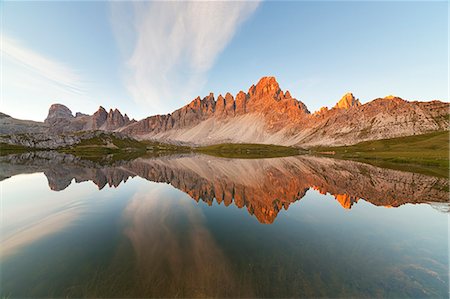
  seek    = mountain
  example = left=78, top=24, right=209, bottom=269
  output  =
left=119, top=77, right=311, bottom=143
left=0, top=76, right=448, bottom=147
left=118, top=76, right=448, bottom=146
left=0, top=104, right=135, bottom=136
left=44, top=104, right=135, bottom=134
left=0, top=112, right=49, bottom=134
left=333, top=93, right=361, bottom=109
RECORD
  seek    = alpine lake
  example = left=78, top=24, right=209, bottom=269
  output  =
left=0, top=151, right=448, bottom=298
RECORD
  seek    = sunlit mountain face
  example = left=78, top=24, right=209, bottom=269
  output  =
left=1, top=153, right=448, bottom=297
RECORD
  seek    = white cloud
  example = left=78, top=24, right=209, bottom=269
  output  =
left=110, top=1, right=260, bottom=114
left=1, top=35, right=84, bottom=95
left=1, top=35, right=96, bottom=120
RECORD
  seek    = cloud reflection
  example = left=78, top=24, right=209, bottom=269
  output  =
left=121, top=185, right=252, bottom=297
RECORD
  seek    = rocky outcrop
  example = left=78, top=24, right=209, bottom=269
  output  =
left=295, top=97, right=449, bottom=146
left=92, top=106, right=108, bottom=129
left=1, top=153, right=447, bottom=223
left=0, top=113, right=49, bottom=135
left=333, top=93, right=361, bottom=109
left=44, top=104, right=74, bottom=124
left=86, top=106, right=134, bottom=131
left=43, top=104, right=76, bottom=133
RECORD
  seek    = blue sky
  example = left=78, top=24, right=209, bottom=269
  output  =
left=1, top=1, right=448, bottom=121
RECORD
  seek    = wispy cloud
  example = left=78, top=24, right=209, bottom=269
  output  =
left=1, top=34, right=97, bottom=120
left=2, top=35, right=84, bottom=95
left=111, top=1, right=260, bottom=114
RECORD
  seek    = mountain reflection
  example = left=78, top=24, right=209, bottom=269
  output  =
left=0, top=152, right=447, bottom=223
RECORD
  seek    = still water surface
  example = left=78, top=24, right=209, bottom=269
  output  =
left=0, top=152, right=448, bottom=298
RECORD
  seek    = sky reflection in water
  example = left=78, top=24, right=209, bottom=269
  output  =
left=0, top=153, right=448, bottom=298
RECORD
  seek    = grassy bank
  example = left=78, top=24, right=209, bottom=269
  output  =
left=313, top=131, right=449, bottom=178
left=0, top=143, right=34, bottom=155
left=195, top=143, right=304, bottom=159
left=60, top=134, right=192, bottom=163
left=61, top=141, right=144, bottom=163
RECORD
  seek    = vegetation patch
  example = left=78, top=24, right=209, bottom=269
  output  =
left=0, top=143, right=36, bottom=155
left=60, top=133, right=146, bottom=162
left=195, top=143, right=304, bottom=159
left=60, top=134, right=193, bottom=163
left=141, top=140, right=191, bottom=153
left=312, top=130, right=450, bottom=178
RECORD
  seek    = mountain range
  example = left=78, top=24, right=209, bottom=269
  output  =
left=1, top=76, right=448, bottom=147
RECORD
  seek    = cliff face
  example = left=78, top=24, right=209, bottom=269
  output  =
left=118, top=76, right=449, bottom=147
left=1, top=153, right=447, bottom=224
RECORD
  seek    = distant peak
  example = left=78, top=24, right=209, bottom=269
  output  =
left=45, top=103, right=73, bottom=123
left=225, top=92, right=234, bottom=101
left=250, top=76, right=281, bottom=97
left=334, top=93, right=361, bottom=109
left=257, top=76, right=278, bottom=85
left=49, top=103, right=70, bottom=109
left=256, top=76, right=279, bottom=90
left=313, top=106, right=329, bottom=116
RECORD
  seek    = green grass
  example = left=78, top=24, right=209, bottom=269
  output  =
left=0, top=142, right=36, bottom=155
left=313, top=131, right=450, bottom=178
left=73, top=133, right=147, bottom=149
left=61, top=138, right=302, bottom=161
left=195, top=143, right=304, bottom=159
left=60, top=134, right=192, bottom=163
left=141, top=140, right=191, bottom=153
left=60, top=133, right=147, bottom=163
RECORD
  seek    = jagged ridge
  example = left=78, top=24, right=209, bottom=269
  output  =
left=1, top=76, right=448, bottom=147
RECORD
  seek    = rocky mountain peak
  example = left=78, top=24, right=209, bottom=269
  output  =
left=75, top=112, right=89, bottom=118
left=225, top=92, right=234, bottom=102
left=45, top=104, right=73, bottom=124
left=188, top=96, right=202, bottom=109
left=313, top=106, right=329, bottom=116
left=92, top=106, right=108, bottom=128
left=334, top=93, right=361, bottom=109
left=249, top=76, right=281, bottom=98
left=235, top=91, right=247, bottom=115
left=91, top=106, right=133, bottom=130
left=97, top=106, right=107, bottom=113
left=104, top=108, right=132, bottom=130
